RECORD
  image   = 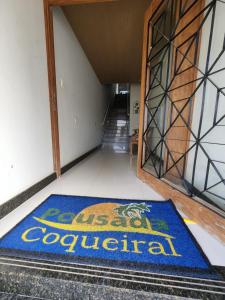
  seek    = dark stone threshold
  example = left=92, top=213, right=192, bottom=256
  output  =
left=0, top=266, right=195, bottom=300
left=0, top=145, right=101, bottom=221
left=0, top=291, right=42, bottom=300
left=0, top=256, right=224, bottom=299
left=0, top=273, right=186, bottom=300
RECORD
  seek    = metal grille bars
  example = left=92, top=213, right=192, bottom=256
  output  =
left=142, top=0, right=225, bottom=213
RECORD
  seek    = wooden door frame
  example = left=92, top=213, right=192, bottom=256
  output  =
left=137, top=0, right=225, bottom=241
left=137, top=0, right=202, bottom=198
left=43, top=0, right=118, bottom=177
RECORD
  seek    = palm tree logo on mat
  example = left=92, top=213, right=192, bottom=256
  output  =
left=114, top=203, right=151, bottom=219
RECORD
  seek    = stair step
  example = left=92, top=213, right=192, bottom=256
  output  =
left=0, top=256, right=224, bottom=299
left=104, top=135, right=129, bottom=137
left=104, top=127, right=129, bottom=130
left=103, top=135, right=129, bottom=137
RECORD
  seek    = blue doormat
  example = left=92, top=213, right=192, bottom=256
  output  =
left=0, top=195, right=219, bottom=279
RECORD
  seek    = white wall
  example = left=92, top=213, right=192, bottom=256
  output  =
left=0, top=0, right=53, bottom=206
left=53, top=8, right=109, bottom=166
left=129, top=84, right=141, bottom=136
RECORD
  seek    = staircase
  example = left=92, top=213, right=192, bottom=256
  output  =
left=102, top=108, right=130, bottom=153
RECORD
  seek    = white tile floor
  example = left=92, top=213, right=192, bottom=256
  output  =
left=0, top=149, right=224, bottom=266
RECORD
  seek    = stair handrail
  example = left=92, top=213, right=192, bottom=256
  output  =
left=102, top=102, right=111, bottom=126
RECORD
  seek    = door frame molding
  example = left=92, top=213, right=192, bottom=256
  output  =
left=43, top=0, right=118, bottom=177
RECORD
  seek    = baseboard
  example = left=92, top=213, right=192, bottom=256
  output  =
left=0, top=173, right=57, bottom=220
left=61, top=145, right=101, bottom=175
left=0, top=145, right=101, bottom=220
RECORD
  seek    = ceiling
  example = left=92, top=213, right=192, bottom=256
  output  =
left=62, top=0, right=151, bottom=84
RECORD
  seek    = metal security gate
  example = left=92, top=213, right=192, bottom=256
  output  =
left=139, top=0, right=225, bottom=214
